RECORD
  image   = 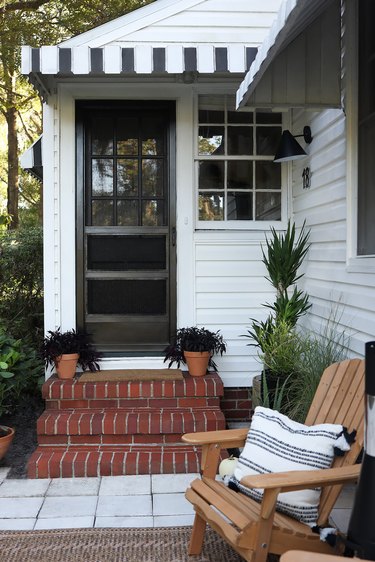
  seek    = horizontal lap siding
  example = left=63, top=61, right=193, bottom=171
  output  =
left=292, top=108, right=375, bottom=359
left=194, top=238, right=274, bottom=386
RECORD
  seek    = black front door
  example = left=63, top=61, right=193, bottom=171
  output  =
left=76, top=101, right=176, bottom=354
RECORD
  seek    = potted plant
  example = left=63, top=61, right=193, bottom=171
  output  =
left=164, top=326, right=227, bottom=377
left=244, top=220, right=311, bottom=409
left=41, top=328, right=101, bottom=379
left=0, top=425, right=15, bottom=460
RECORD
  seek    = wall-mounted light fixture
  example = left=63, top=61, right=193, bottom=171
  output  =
left=273, top=126, right=313, bottom=163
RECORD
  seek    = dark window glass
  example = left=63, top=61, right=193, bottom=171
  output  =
left=117, top=117, right=138, bottom=155
left=142, top=200, right=164, bottom=226
left=256, top=127, right=282, bottom=155
left=227, top=192, right=253, bottom=220
left=255, top=192, right=281, bottom=220
left=117, top=200, right=138, bottom=226
left=142, top=160, right=163, bottom=196
left=256, top=111, right=282, bottom=124
left=87, top=279, right=166, bottom=314
left=92, top=200, right=113, bottom=226
left=142, top=117, right=165, bottom=155
left=256, top=161, right=281, bottom=189
left=228, top=161, right=252, bottom=189
left=198, top=109, right=225, bottom=123
left=228, top=126, right=253, bottom=155
left=228, top=111, right=253, bottom=124
left=92, top=118, right=113, bottom=155
left=198, top=126, right=224, bottom=155
left=198, top=193, right=224, bottom=220
left=87, top=235, right=166, bottom=271
left=199, top=161, right=224, bottom=189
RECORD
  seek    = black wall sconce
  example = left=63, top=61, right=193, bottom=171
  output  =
left=274, top=126, right=313, bottom=163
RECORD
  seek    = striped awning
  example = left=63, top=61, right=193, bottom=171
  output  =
left=20, top=136, right=43, bottom=181
left=22, top=45, right=258, bottom=76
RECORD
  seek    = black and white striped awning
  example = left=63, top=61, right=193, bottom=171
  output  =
left=20, top=136, right=43, bottom=181
left=22, top=45, right=257, bottom=76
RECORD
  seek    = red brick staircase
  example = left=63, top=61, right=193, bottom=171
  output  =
left=27, top=372, right=226, bottom=478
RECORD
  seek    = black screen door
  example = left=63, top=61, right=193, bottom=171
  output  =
left=76, top=101, right=176, bottom=354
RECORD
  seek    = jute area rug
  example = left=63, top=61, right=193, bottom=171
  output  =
left=79, top=369, right=183, bottom=382
left=0, top=527, right=244, bottom=562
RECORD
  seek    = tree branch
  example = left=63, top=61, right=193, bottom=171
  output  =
left=0, top=0, right=51, bottom=15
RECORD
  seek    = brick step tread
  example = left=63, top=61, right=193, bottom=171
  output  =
left=27, top=445, right=203, bottom=477
left=38, top=434, right=190, bottom=446
left=37, top=408, right=226, bottom=436
left=42, top=372, right=224, bottom=401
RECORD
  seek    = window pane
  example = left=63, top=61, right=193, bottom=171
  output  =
left=256, top=126, right=282, bottom=155
left=92, top=118, right=113, bottom=155
left=198, top=126, right=224, bottom=155
left=228, top=161, right=253, bottom=189
left=199, top=161, right=224, bottom=189
left=117, top=159, right=138, bottom=195
left=87, top=235, right=166, bottom=270
left=198, top=193, right=224, bottom=220
left=255, top=192, right=281, bottom=220
left=117, top=117, right=138, bottom=155
left=92, top=200, right=113, bottom=226
left=142, top=160, right=163, bottom=196
left=117, top=200, right=138, bottom=226
left=228, top=111, right=253, bottom=124
left=227, top=192, right=253, bottom=220
left=198, top=95, right=225, bottom=123
left=142, top=117, right=165, bottom=156
left=142, top=200, right=164, bottom=226
left=256, top=161, right=281, bottom=189
left=228, top=126, right=253, bottom=155
left=87, top=279, right=166, bottom=314
left=256, top=111, right=282, bottom=124
left=92, top=159, right=113, bottom=196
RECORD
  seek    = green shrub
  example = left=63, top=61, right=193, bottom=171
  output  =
left=0, top=226, right=43, bottom=347
left=0, top=329, right=44, bottom=417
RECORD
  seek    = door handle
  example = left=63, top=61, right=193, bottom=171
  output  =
left=172, top=227, right=176, bottom=247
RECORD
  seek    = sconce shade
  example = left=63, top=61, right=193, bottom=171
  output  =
left=273, top=130, right=307, bottom=162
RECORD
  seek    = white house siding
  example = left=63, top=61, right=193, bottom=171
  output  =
left=292, top=107, right=375, bottom=359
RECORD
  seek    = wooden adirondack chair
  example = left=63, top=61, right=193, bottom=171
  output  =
left=182, top=358, right=365, bottom=562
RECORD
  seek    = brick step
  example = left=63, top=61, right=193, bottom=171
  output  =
left=37, top=408, right=226, bottom=440
left=42, top=372, right=224, bottom=405
left=27, top=444, right=204, bottom=478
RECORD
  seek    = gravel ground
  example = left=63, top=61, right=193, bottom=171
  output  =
left=0, top=393, right=44, bottom=478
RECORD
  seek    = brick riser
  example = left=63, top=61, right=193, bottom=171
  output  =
left=28, top=372, right=226, bottom=478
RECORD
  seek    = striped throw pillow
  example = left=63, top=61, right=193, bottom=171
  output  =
left=228, top=406, right=353, bottom=526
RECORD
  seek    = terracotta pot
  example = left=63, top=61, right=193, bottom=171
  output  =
left=183, top=351, right=210, bottom=377
left=55, top=353, right=79, bottom=379
left=0, top=425, right=15, bottom=460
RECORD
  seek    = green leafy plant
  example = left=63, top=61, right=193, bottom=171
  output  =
left=259, top=370, right=291, bottom=412
left=164, top=326, right=227, bottom=370
left=0, top=329, right=43, bottom=417
left=40, top=328, right=101, bottom=372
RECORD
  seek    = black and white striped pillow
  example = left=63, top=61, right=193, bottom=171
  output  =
left=228, top=406, right=353, bottom=526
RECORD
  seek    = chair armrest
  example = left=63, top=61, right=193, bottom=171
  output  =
left=240, top=464, right=361, bottom=493
left=181, top=427, right=248, bottom=448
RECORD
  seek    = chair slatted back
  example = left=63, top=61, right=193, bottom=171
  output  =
left=305, top=358, right=365, bottom=526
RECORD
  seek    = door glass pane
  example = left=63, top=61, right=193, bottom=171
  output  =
left=117, top=200, right=138, bottom=226
left=92, top=200, right=113, bottom=226
left=256, top=161, right=281, bottom=189
left=92, top=118, right=113, bottom=155
left=255, top=192, right=281, bottom=220
left=117, top=117, right=138, bottom=155
left=142, top=160, right=163, bottom=196
left=256, top=127, right=282, bottom=155
left=199, top=161, right=224, bottom=189
left=227, top=192, right=252, bottom=220
left=88, top=280, right=167, bottom=314
left=198, top=193, right=224, bottom=220
left=142, top=117, right=165, bottom=155
left=92, top=159, right=113, bottom=196
left=87, top=235, right=166, bottom=270
left=117, top=160, right=138, bottom=195
left=228, top=126, right=253, bottom=155
left=198, top=126, right=225, bottom=155
left=228, top=161, right=252, bottom=189
left=142, top=200, right=164, bottom=226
